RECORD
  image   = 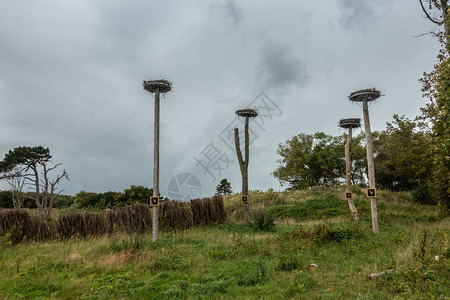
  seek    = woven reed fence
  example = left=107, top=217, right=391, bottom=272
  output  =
left=0, top=196, right=225, bottom=243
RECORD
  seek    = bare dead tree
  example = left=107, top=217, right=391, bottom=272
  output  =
left=2, top=166, right=26, bottom=208
left=40, top=163, right=69, bottom=218
left=339, top=118, right=361, bottom=221
left=234, top=109, right=258, bottom=223
left=23, top=162, right=69, bottom=218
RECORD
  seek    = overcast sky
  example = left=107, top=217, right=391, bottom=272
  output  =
left=0, top=0, right=441, bottom=199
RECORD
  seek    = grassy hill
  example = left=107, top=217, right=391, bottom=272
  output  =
left=0, top=186, right=448, bottom=299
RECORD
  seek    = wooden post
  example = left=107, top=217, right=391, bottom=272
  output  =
left=152, top=87, right=160, bottom=242
left=345, top=128, right=359, bottom=220
left=363, top=101, right=379, bottom=234
left=234, top=116, right=251, bottom=223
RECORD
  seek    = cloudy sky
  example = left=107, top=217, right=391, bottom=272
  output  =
left=0, top=0, right=441, bottom=199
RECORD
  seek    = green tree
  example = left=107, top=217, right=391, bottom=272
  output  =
left=120, top=185, right=153, bottom=206
left=349, top=133, right=368, bottom=186
left=0, top=190, right=13, bottom=208
left=0, top=146, right=68, bottom=217
left=216, top=179, right=232, bottom=196
left=0, top=146, right=50, bottom=216
left=419, top=0, right=450, bottom=209
left=273, top=132, right=346, bottom=189
left=374, top=115, right=433, bottom=202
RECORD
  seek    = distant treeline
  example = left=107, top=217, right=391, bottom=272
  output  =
left=273, top=115, right=439, bottom=205
left=0, top=185, right=163, bottom=210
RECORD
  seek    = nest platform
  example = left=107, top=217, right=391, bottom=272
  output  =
left=236, top=109, right=258, bottom=118
left=348, top=88, right=381, bottom=102
left=143, top=79, right=172, bottom=93
left=339, top=118, right=361, bottom=129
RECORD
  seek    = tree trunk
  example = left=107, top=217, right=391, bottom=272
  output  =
left=363, top=103, right=379, bottom=234
left=345, top=128, right=360, bottom=220
left=234, top=117, right=251, bottom=223
left=441, top=0, right=450, bottom=55
left=152, top=87, right=160, bottom=242
left=32, top=165, right=43, bottom=217
left=42, top=164, right=49, bottom=217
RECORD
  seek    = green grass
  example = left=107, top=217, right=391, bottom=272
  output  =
left=0, top=187, right=448, bottom=299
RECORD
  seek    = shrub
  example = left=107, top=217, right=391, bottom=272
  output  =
left=411, top=184, right=436, bottom=205
left=110, top=235, right=146, bottom=252
left=236, top=258, right=267, bottom=286
left=277, top=222, right=363, bottom=245
left=250, top=211, right=276, bottom=232
left=268, top=197, right=348, bottom=221
left=276, top=255, right=300, bottom=271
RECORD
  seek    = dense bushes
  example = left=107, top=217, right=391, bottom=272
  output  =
left=277, top=222, right=364, bottom=245
left=250, top=211, right=275, bottom=232
left=267, top=197, right=348, bottom=221
left=75, top=185, right=154, bottom=209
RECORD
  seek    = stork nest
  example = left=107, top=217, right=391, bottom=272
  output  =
left=236, top=109, right=258, bottom=118
left=339, top=118, right=361, bottom=129
left=348, top=88, right=381, bottom=102
left=143, top=79, right=172, bottom=93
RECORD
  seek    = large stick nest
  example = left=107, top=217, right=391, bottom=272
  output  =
left=339, top=118, right=361, bottom=129
left=236, top=109, right=258, bottom=118
left=348, top=88, right=381, bottom=102
left=143, top=79, right=172, bottom=93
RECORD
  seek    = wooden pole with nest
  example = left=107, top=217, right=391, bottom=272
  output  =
left=348, top=88, right=382, bottom=233
left=339, top=118, right=361, bottom=221
left=143, top=79, right=172, bottom=242
left=234, top=109, right=258, bottom=223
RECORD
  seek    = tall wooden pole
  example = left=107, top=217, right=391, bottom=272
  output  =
left=234, top=116, right=251, bottom=223
left=345, top=128, right=359, bottom=220
left=363, top=100, right=379, bottom=234
left=243, top=117, right=250, bottom=222
left=152, top=87, right=160, bottom=242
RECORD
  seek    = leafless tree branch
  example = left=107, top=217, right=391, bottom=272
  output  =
left=420, top=0, right=444, bottom=24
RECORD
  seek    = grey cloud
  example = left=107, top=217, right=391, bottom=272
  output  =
left=258, top=42, right=309, bottom=89
left=338, top=0, right=376, bottom=29
left=223, top=0, right=243, bottom=30
left=0, top=1, right=438, bottom=196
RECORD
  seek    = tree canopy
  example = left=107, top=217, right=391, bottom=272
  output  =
left=216, top=179, right=233, bottom=196
left=419, top=0, right=450, bottom=209
left=272, top=132, right=346, bottom=189
left=273, top=116, right=437, bottom=204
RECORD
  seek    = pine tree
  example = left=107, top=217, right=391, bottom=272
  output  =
left=216, top=179, right=233, bottom=196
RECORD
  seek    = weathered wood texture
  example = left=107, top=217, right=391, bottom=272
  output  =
left=152, top=88, right=160, bottom=242
left=363, top=107, right=379, bottom=234
left=345, top=128, right=359, bottom=220
left=234, top=118, right=251, bottom=223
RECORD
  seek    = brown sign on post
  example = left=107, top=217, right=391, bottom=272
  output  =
left=346, top=192, right=352, bottom=199
left=241, top=195, right=248, bottom=203
left=150, top=196, right=160, bottom=206
left=367, top=188, right=376, bottom=198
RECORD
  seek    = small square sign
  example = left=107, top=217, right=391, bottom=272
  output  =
left=367, top=188, right=376, bottom=198
left=150, top=196, right=160, bottom=206
left=345, top=192, right=352, bottom=199
left=241, top=195, right=248, bottom=203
